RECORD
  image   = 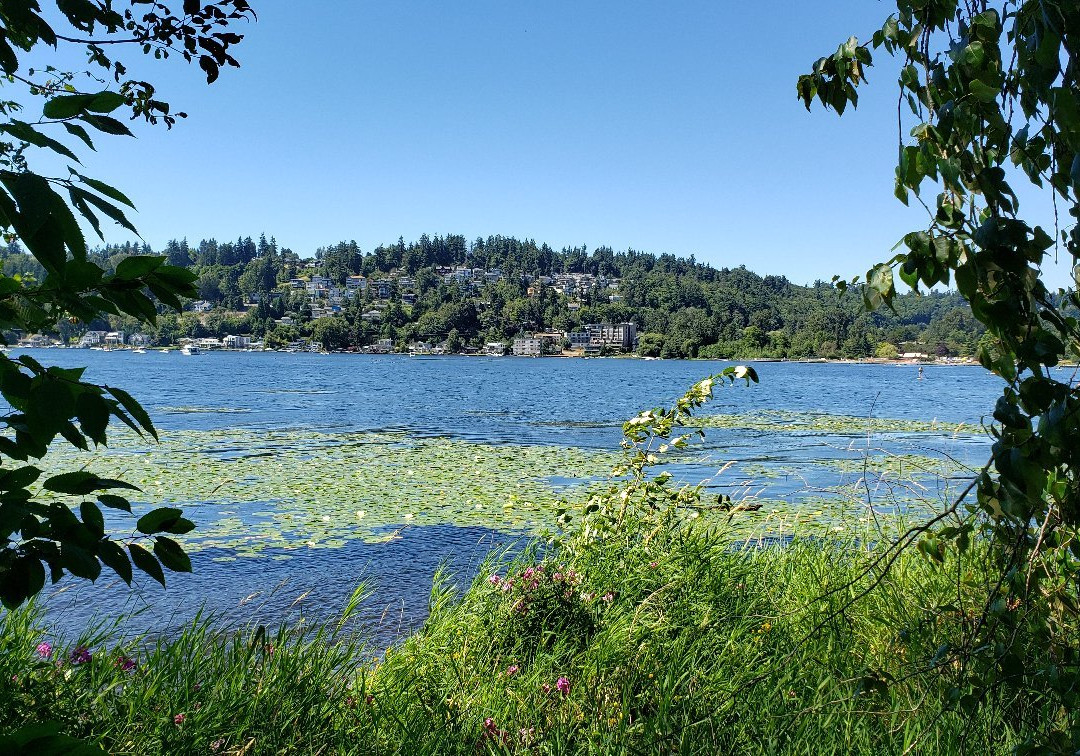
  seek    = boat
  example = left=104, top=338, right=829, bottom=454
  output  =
left=132, top=348, right=147, bottom=354
left=180, top=345, right=201, bottom=356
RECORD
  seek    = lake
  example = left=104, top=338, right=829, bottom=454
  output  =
left=12, top=350, right=1008, bottom=645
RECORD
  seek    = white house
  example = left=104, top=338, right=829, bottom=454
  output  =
left=512, top=337, right=542, bottom=357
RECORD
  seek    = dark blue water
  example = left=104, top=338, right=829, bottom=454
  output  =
left=10, top=350, right=1009, bottom=644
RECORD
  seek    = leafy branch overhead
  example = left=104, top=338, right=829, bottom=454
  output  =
left=0, top=1, right=252, bottom=609
left=801, top=0, right=1080, bottom=747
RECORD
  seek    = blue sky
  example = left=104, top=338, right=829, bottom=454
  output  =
left=53, top=0, right=1072, bottom=288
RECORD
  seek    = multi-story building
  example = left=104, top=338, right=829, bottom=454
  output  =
left=585, top=322, right=638, bottom=352
left=512, top=337, right=542, bottom=357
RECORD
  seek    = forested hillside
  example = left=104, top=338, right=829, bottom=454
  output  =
left=3, top=234, right=984, bottom=358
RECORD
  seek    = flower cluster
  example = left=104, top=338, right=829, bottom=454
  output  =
left=480, top=716, right=508, bottom=746
left=35, top=642, right=52, bottom=660
left=69, top=646, right=92, bottom=665
left=487, top=562, right=597, bottom=657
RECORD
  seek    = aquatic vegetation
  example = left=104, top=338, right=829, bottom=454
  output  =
left=696, top=409, right=982, bottom=436
left=35, top=429, right=619, bottom=557
left=24, top=403, right=987, bottom=563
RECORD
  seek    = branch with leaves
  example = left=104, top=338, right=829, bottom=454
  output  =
left=0, top=0, right=252, bottom=610
left=799, top=1, right=1080, bottom=747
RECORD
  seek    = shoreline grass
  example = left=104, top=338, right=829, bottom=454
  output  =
left=0, top=523, right=1054, bottom=754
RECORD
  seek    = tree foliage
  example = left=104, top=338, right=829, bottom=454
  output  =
left=0, top=0, right=252, bottom=608
left=802, top=0, right=1079, bottom=746
left=20, top=233, right=989, bottom=359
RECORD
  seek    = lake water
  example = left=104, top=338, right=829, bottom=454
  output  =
left=11, top=350, right=1009, bottom=645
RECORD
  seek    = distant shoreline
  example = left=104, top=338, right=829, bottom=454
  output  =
left=6, top=345, right=1024, bottom=367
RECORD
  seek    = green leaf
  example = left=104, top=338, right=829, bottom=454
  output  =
left=69, top=186, right=138, bottom=235
left=0, top=465, right=41, bottom=491
left=43, top=471, right=138, bottom=495
left=968, top=79, right=999, bottom=101
left=88, top=91, right=127, bottom=113
left=43, top=93, right=96, bottom=120
left=97, top=540, right=132, bottom=584
left=114, top=255, right=164, bottom=280
left=0, top=121, right=81, bottom=162
left=63, top=122, right=96, bottom=150
left=79, top=502, right=104, bottom=538
left=27, top=379, right=76, bottom=437
left=97, top=494, right=131, bottom=513
left=154, top=536, right=192, bottom=573
left=106, top=385, right=157, bottom=440
left=137, top=507, right=184, bottom=534
left=0, top=556, right=45, bottom=609
left=76, top=174, right=135, bottom=209
left=79, top=113, right=134, bottom=137
left=5, top=173, right=66, bottom=270
left=128, top=543, right=165, bottom=587
left=60, top=542, right=100, bottom=581
left=75, top=393, right=110, bottom=445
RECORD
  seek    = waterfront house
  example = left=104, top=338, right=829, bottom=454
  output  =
left=78, top=331, right=109, bottom=348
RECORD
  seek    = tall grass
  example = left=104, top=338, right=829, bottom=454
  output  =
left=0, top=522, right=1049, bottom=754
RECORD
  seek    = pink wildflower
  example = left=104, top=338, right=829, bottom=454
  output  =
left=35, top=642, right=52, bottom=659
left=506, top=664, right=519, bottom=676
left=483, top=717, right=497, bottom=733
left=173, top=713, right=186, bottom=725
left=115, top=656, right=136, bottom=672
left=553, top=572, right=564, bottom=582
left=522, top=567, right=536, bottom=581
left=487, top=573, right=502, bottom=587
left=556, top=676, right=570, bottom=696
left=602, top=592, right=615, bottom=604
left=649, top=561, right=658, bottom=569
left=541, top=683, right=552, bottom=694
left=69, top=646, right=91, bottom=665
